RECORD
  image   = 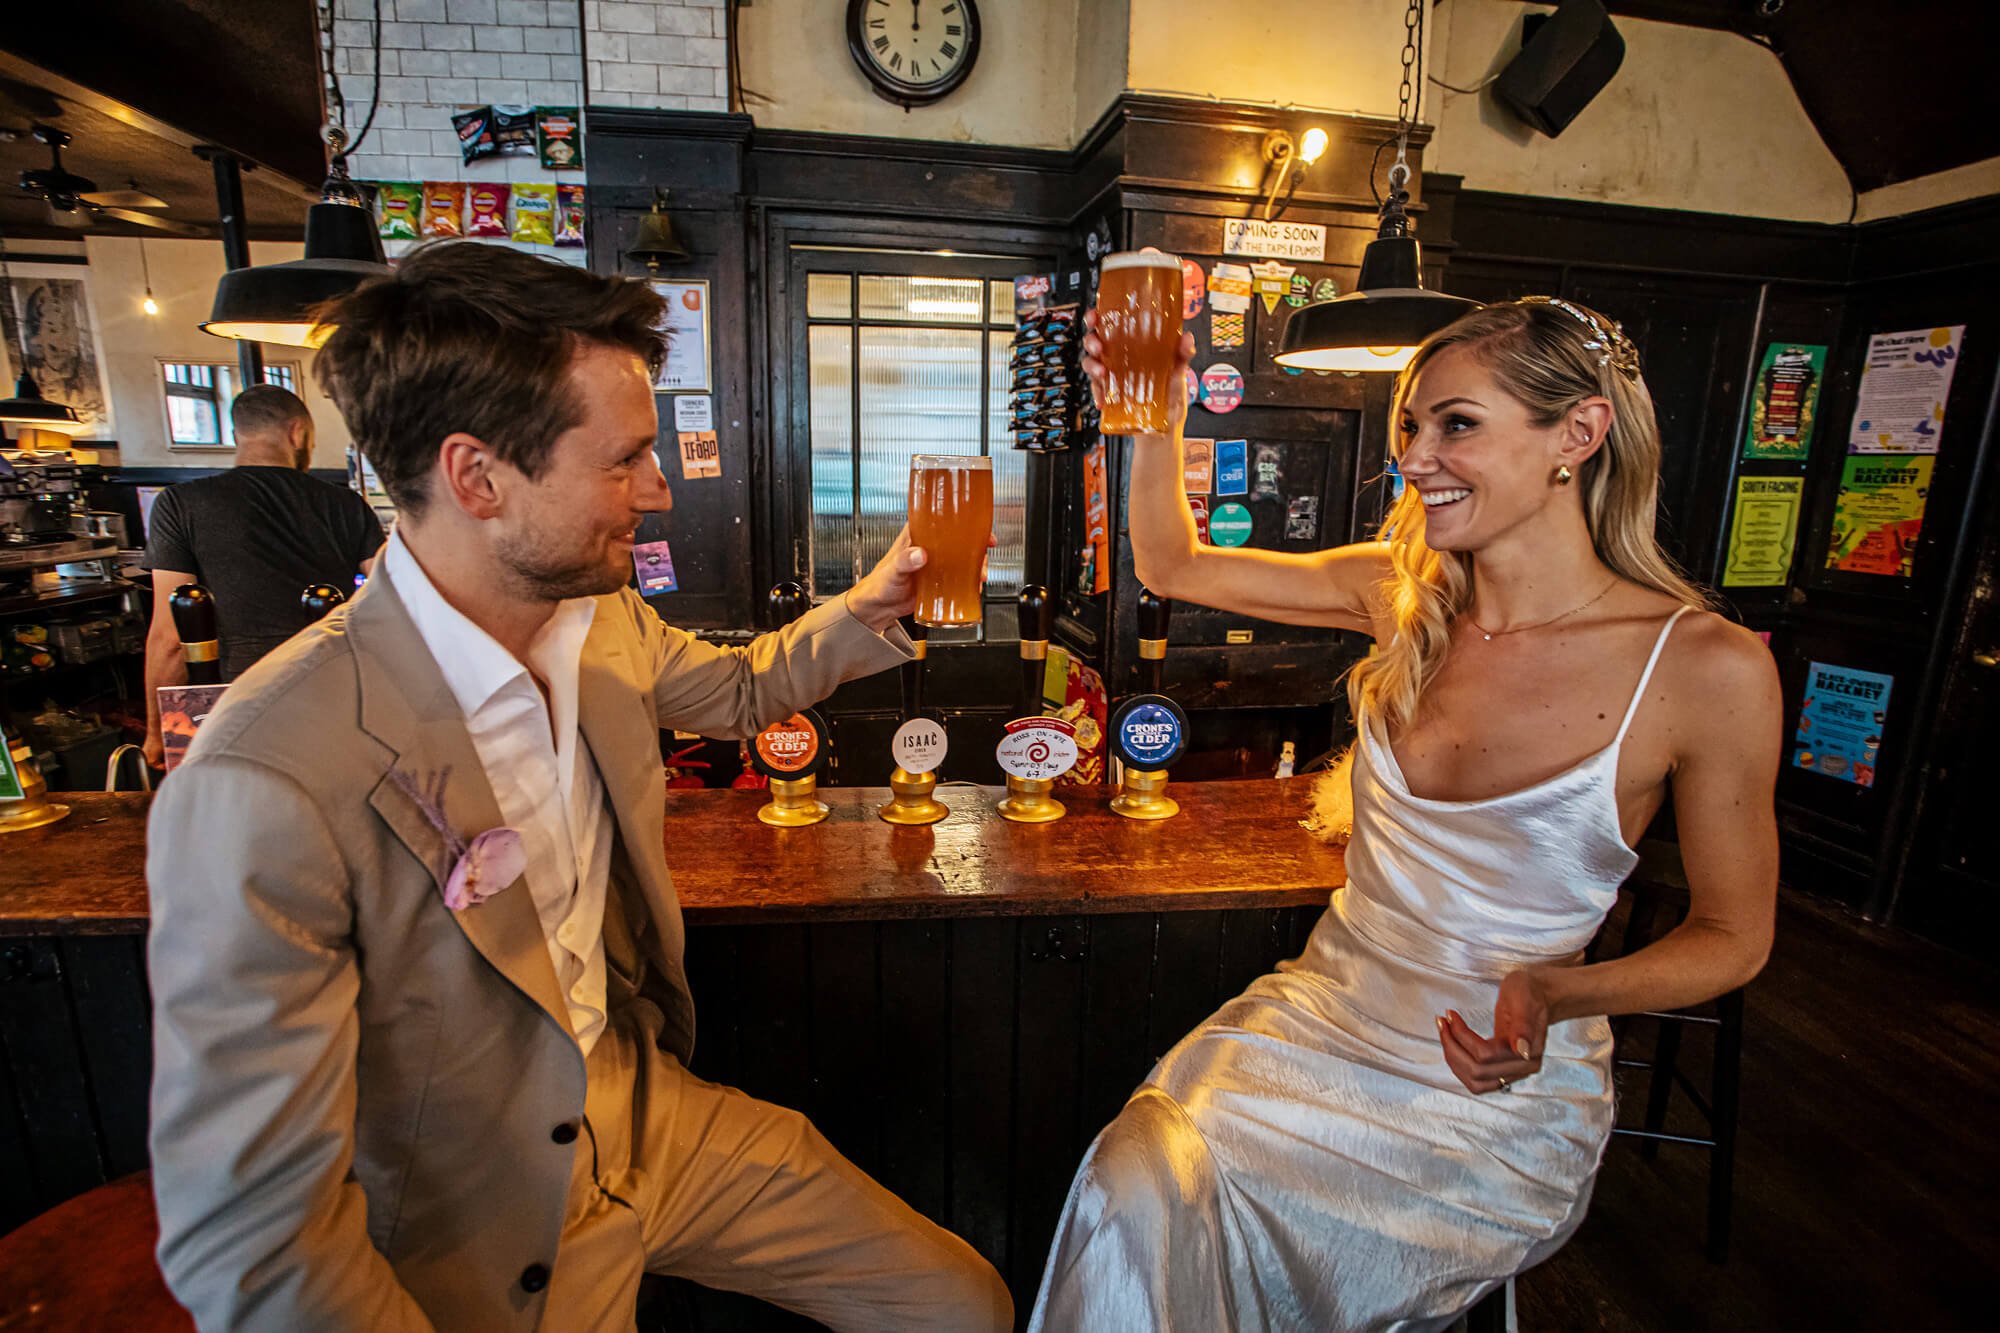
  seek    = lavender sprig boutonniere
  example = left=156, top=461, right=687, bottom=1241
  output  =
left=388, top=765, right=526, bottom=911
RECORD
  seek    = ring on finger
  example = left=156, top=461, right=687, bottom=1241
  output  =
left=1495, top=1076, right=1511, bottom=1091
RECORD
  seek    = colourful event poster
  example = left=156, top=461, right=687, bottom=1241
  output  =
left=1793, top=661, right=1893, bottom=788
left=1826, top=455, right=1932, bottom=577
left=1848, top=326, right=1963, bottom=454
left=1743, top=343, right=1827, bottom=461
left=1722, top=476, right=1803, bottom=586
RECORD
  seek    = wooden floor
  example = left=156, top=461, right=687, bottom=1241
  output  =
left=1520, top=890, right=1999, bottom=1331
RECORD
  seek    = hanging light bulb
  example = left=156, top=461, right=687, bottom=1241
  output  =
left=140, top=238, right=159, bottom=316
left=1274, top=0, right=1477, bottom=372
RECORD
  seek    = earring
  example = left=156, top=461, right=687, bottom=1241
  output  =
left=1554, top=464, right=1574, bottom=486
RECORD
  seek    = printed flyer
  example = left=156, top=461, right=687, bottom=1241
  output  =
left=1721, top=475, right=1802, bottom=586
left=1793, top=661, right=1893, bottom=788
left=1848, top=326, right=1963, bottom=454
left=1743, top=343, right=1827, bottom=461
left=1826, top=455, right=1931, bottom=577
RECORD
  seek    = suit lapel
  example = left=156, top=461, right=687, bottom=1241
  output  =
left=350, top=569, right=577, bottom=1047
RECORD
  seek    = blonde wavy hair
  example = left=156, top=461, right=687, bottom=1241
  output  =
left=1352, top=297, right=1713, bottom=733
left=1310, top=299, right=1711, bottom=842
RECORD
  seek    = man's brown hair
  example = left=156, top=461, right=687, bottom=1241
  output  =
left=312, top=242, right=667, bottom=514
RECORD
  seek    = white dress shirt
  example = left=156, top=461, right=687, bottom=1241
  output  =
left=384, top=533, right=615, bottom=1054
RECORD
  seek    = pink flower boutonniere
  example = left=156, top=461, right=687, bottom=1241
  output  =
left=388, top=765, right=526, bottom=911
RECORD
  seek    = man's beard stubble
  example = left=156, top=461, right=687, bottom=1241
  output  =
left=493, top=526, right=630, bottom=602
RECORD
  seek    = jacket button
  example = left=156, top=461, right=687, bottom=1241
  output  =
left=519, top=1263, right=550, bottom=1293
left=551, top=1121, right=579, bottom=1145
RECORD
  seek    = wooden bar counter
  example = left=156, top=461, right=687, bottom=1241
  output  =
left=1, top=779, right=1342, bottom=1311
left=0, top=779, right=1343, bottom=934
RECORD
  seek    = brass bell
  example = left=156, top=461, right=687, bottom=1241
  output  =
left=625, top=188, right=689, bottom=272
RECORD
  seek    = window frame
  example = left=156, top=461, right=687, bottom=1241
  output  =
left=786, top=244, right=1042, bottom=640
left=157, top=359, right=302, bottom=453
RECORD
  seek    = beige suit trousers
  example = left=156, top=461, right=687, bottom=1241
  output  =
left=543, top=1006, right=1012, bottom=1332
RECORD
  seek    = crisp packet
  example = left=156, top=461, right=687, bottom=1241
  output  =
left=376, top=181, right=420, bottom=240
left=512, top=183, right=555, bottom=245
left=421, top=180, right=466, bottom=238
left=536, top=107, right=583, bottom=170
left=554, top=182, right=586, bottom=247
left=467, top=182, right=511, bottom=238
left=491, top=104, right=536, bottom=157
left=451, top=105, right=497, bottom=165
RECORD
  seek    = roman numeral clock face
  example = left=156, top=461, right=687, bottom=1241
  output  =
left=846, top=0, right=981, bottom=107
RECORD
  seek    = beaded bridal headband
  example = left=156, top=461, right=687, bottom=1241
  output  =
left=1515, top=295, right=1643, bottom=381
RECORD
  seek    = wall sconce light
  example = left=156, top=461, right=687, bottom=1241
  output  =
left=625, top=189, right=690, bottom=273
left=1259, top=126, right=1330, bottom=222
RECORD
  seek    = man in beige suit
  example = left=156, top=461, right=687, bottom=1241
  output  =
left=146, top=243, right=1012, bottom=1331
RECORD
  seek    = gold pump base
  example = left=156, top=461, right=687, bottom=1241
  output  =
left=878, top=767, right=949, bottom=825
left=758, top=776, right=830, bottom=827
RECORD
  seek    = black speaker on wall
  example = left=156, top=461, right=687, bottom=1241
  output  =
left=1494, top=0, right=1625, bottom=137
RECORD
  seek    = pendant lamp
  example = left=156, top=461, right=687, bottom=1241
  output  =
left=1273, top=0, right=1477, bottom=374
left=201, top=145, right=388, bottom=348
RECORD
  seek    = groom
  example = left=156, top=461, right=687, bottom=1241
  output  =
left=146, top=243, right=1011, bottom=1331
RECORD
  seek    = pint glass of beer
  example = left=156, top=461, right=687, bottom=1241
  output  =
left=1096, top=251, right=1185, bottom=434
left=908, top=454, right=993, bottom=628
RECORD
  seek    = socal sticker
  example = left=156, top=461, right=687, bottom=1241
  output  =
left=1199, top=363, right=1245, bottom=414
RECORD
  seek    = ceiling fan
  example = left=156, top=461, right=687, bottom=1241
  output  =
left=16, top=124, right=207, bottom=237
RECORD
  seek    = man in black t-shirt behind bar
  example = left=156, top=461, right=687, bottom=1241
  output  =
left=141, top=386, right=384, bottom=766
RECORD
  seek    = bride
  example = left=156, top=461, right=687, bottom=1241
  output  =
left=1030, top=295, right=1780, bottom=1330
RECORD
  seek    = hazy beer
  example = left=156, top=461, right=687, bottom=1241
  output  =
left=1096, top=251, right=1185, bottom=434
left=909, top=454, right=993, bottom=627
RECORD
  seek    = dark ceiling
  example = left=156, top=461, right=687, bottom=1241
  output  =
left=1, top=0, right=323, bottom=243
left=1601, top=0, right=2000, bottom=193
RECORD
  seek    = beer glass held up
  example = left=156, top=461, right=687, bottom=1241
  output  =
left=908, top=454, right=993, bottom=628
left=1095, top=251, right=1185, bottom=435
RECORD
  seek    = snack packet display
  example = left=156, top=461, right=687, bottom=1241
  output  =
left=491, top=104, right=536, bottom=157
left=536, top=107, right=584, bottom=170
left=451, top=105, right=497, bottom=164
left=421, top=180, right=466, bottom=238
left=554, top=183, right=586, bottom=247
left=375, top=181, right=420, bottom=240
left=511, top=183, right=555, bottom=245
left=467, top=182, right=511, bottom=238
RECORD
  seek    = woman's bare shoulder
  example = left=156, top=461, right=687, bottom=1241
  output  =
left=1656, top=609, right=1783, bottom=745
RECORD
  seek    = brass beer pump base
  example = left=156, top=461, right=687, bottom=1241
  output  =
left=1110, top=767, right=1179, bottom=821
left=758, top=776, right=830, bottom=827
left=1, top=742, right=70, bottom=833
left=878, top=767, right=949, bottom=825
left=996, top=775, right=1066, bottom=823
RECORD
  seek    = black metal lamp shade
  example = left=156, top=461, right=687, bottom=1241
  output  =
left=0, top=373, right=86, bottom=433
left=201, top=198, right=389, bottom=348
left=1275, top=231, right=1479, bottom=374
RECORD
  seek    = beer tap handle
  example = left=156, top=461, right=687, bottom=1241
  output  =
left=300, top=583, right=347, bottom=621
left=1137, top=588, right=1171, bottom=697
left=769, top=579, right=810, bottom=628
left=1017, top=584, right=1051, bottom=717
left=899, top=613, right=929, bottom=720
left=168, top=583, right=222, bottom=687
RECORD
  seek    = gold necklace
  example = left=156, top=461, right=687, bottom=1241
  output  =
left=1468, top=578, right=1618, bottom=641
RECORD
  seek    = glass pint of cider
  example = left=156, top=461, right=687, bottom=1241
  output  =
left=908, top=454, right=993, bottom=628
left=1096, top=250, right=1185, bottom=434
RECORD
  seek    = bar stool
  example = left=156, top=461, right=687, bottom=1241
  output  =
left=0, top=1171, right=190, bottom=1330
left=1607, top=839, right=1746, bottom=1264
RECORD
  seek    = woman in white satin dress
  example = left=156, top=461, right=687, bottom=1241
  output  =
left=1031, top=296, right=1782, bottom=1331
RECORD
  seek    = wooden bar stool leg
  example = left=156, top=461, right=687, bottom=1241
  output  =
left=1707, top=990, right=1745, bottom=1264
left=1639, top=1017, right=1683, bottom=1161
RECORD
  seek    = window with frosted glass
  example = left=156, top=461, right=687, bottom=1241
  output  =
left=804, top=262, right=1021, bottom=630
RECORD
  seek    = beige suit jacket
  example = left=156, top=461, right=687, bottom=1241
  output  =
left=146, top=564, right=910, bottom=1331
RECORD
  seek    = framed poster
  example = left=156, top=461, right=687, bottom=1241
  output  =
left=1847, top=326, right=1963, bottom=454
left=1721, top=476, right=1802, bottom=586
left=1742, top=343, right=1826, bottom=461
left=1793, top=661, right=1893, bottom=788
left=0, top=260, right=114, bottom=437
left=648, top=279, right=711, bottom=393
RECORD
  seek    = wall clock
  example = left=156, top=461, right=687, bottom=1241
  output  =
left=846, top=0, right=981, bottom=108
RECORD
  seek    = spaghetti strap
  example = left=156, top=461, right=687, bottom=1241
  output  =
left=1612, top=606, right=1692, bottom=745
